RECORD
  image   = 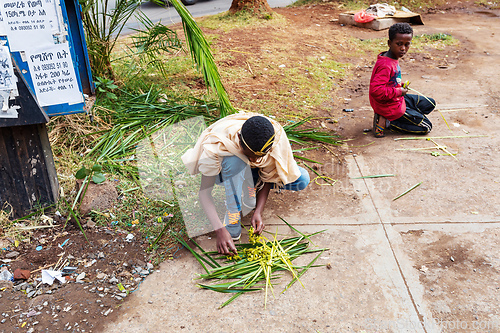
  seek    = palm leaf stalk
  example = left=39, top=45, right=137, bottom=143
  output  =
left=180, top=225, right=328, bottom=309
left=168, top=0, right=236, bottom=117
left=283, top=117, right=342, bottom=146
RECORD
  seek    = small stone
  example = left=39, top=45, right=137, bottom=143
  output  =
left=97, top=252, right=105, bottom=259
left=96, top=273, right=107, bottom=280
left=174, top=180, right=187, bottom=188
left=5, top=251, right=20, bottom=259
left=148, top=300, right=153, bottom=304
left=109, top=277, right=118, bottom=284
left=450, top=256, right=455, bottom=262
left=146, top=263, right=154, bottom=270
left=27, top=290, right=36, bottom=298
left=76, top=272, right=86, bottom=281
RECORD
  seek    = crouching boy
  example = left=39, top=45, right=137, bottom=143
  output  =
left=370, top=22, right=436, bottom=138
left=182, top=113, right=310, bottom=255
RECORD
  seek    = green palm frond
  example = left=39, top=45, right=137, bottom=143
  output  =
left=283, top=117, right=342, bottom=146
left=80, top=0, right=142, bottom=78
left=130, top=11, right=183, bottom=76
left=168, top=0, right=236, bottom=117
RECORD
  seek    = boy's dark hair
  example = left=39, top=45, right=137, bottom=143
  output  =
left=241, top=116, right=275, bottom=155
left=388, top=23, right=413, bottom=40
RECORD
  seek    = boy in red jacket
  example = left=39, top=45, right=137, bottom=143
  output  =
left=369, top=23, right=435, bottom=138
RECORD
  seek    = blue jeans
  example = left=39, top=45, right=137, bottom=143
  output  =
left=216, top=155, right=310, bottom=215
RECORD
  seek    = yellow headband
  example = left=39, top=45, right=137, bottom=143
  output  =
left=241, top=133, right=276, bottom=157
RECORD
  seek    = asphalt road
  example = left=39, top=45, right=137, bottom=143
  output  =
left=123, top=0, right=297, bottom=34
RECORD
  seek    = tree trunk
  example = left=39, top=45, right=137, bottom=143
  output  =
left=229, top=0, right=273, bottom=15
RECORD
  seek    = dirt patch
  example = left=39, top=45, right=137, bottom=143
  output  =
left=0, top=222, right=154, bottom=332
left=400, top=229, right=500, bottom=327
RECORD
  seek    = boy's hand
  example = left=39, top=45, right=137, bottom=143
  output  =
left=251, top=212, right=265, bottom=235
left=215, top=228, right=237, bottom=255
left=400, top=87, right=408, bottom=96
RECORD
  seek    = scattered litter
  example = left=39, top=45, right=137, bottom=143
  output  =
left=58, top=239, right=69, bottom=249
left=26, top=310, right=41, bottom=318
left=41, top=270, right=66, bottom=285
left=343, top=108, right=354, bottom=112
left=453, top=123, right=461, bottom=127
left=125, top=234, right=134, bottom=242
left=278, top=64, right=286, bottom=68
left=117, top=283, right=127, bottom=294
left=40, top=215, right=54, bottom=225
left=36, top=246, right=43, bottom=251
left=419, top=265, right=428, bottom=273
left=76, top=272, right=86, bottom=281
left=0, top=270, right=13, bottom=281
left=62, top=267, right=77, bottom=275
left=85, top=259, right=97, bottom=268
left=326, top=263, right=332, bottom=269
left=5, top=251, right=20, bottom=259
left=450, top=256, right=455, bottom=262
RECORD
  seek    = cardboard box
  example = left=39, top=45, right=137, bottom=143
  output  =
left=339, top=10, right=424, bottom=31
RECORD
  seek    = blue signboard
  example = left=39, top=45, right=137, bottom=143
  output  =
left=0, top=0, right=94, bottom=118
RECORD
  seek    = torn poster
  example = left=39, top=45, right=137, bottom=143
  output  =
left=0, top=44, right=16, bottom=90
left=0, top=10, right=6, bottom=35
left=1, top=0, right=57, bottom=51
left=25, top=43, right=83, bottom=107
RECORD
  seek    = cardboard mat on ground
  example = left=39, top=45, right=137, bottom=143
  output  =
left=339, top=10, right=424, bottom=31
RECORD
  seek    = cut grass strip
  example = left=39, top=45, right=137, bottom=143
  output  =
left=393, top=182, right=422, bottom=201
left=351, top=174, right=396, bottom=179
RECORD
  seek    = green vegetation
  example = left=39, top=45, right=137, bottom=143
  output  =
left=411, top=33, right=459, bottom=51
left=200, top=10, right=287, bottom=31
